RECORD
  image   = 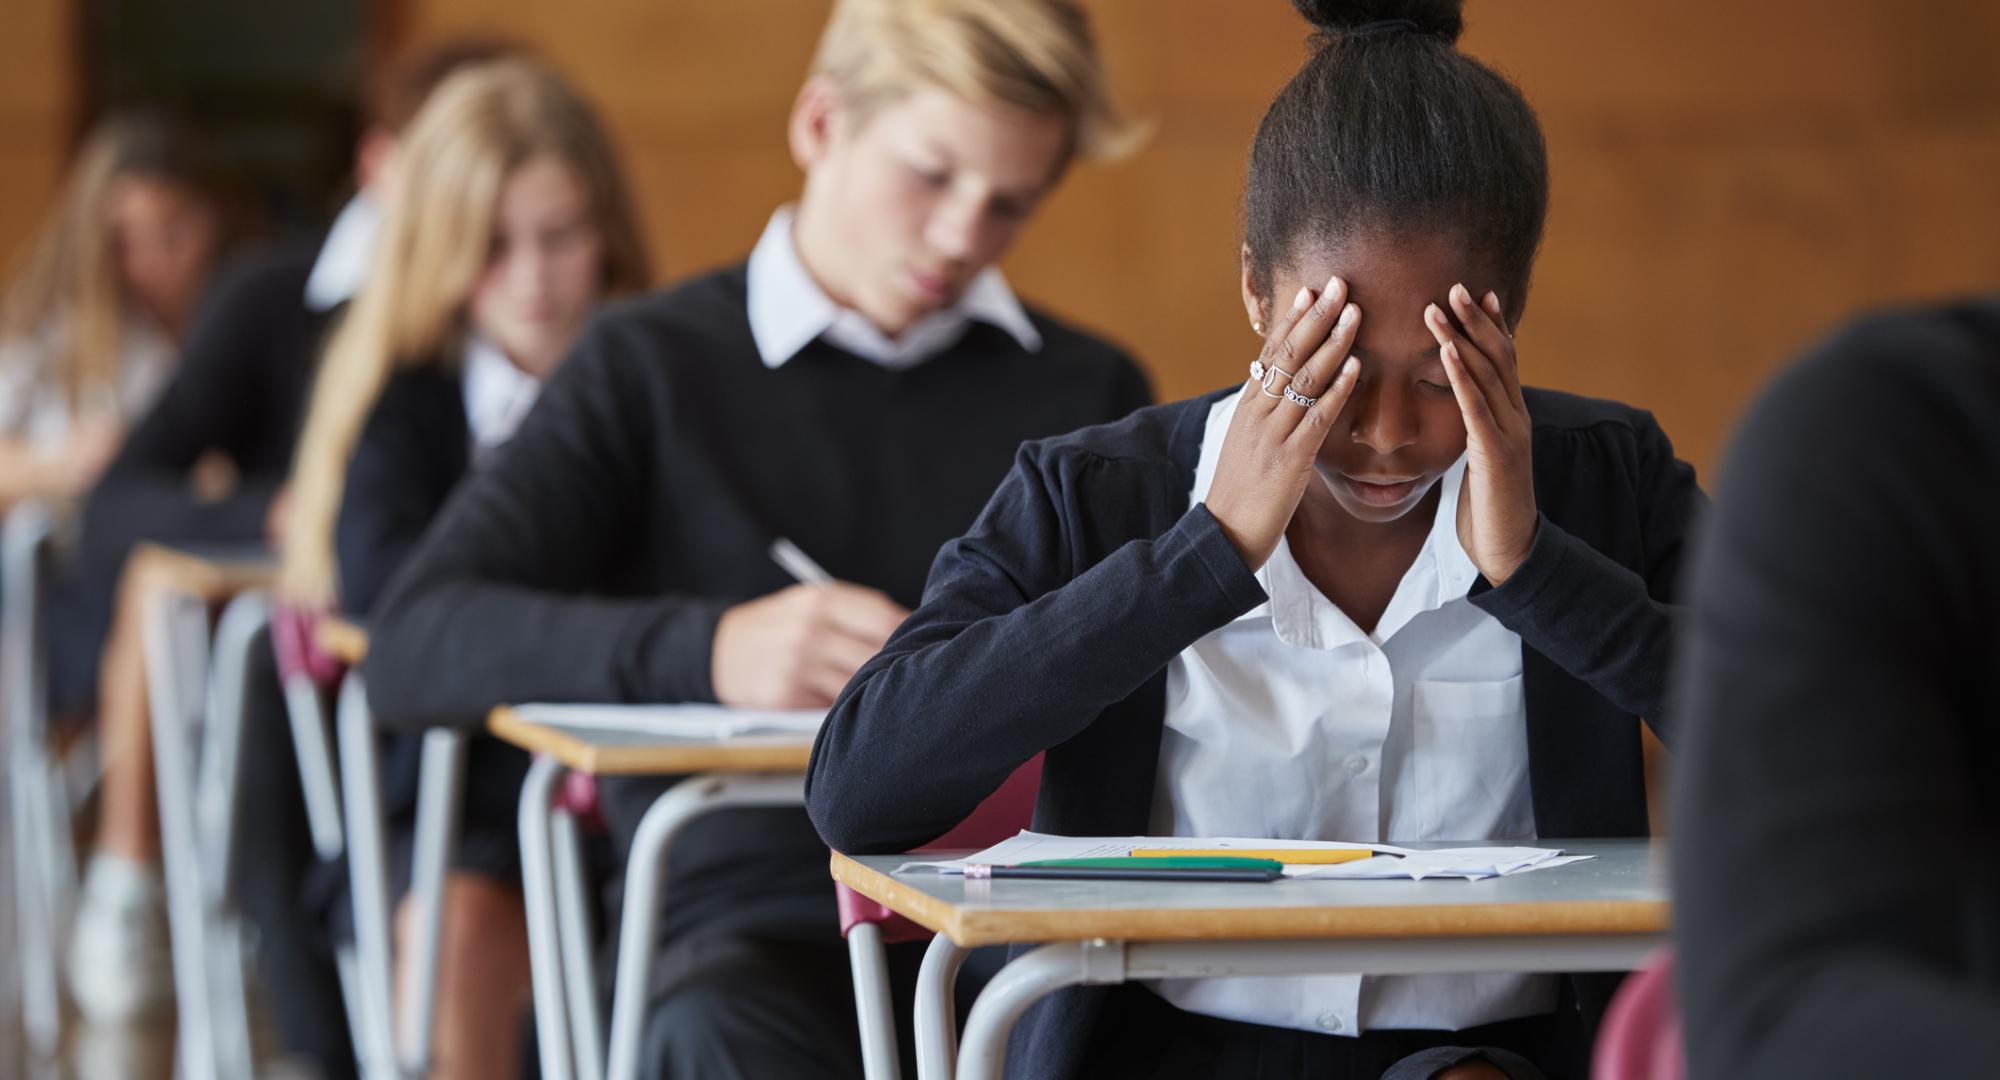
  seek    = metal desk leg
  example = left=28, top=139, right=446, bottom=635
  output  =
left=199, top=593, right=267, bottom=1080
left=957, top=941, right=1117, bottom=1080
left=5, top=503, right=66, bottom=1058
left=551, top=802, right=605, bottom=1080
left=144, top=589, right=221, bottom=1080
left=338, top=674, right=398, bottom=1080
left=401, top=727, right=466, bottom=1077
left=280, top=673, right=346, bottom=860
left=913, top=934, right=968, bottom=1080
left=520, top=755, right=576, bottom=1080
left=602, top=772, right=808, bottom=1080
left=847, top=921, right=900, bottom=1080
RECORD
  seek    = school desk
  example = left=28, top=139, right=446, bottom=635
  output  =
left=136, top=542, right=275, bottom=1080
left=830, top=838, right=1668, bottom=1080
left=488, top=704, right=816, bottom=1080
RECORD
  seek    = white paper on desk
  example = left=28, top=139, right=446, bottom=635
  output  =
left=512, top=703, right=824, bottom=740
left=898, top=831, right=1588, bottom=881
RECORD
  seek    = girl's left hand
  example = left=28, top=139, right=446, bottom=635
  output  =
left=1426, top=283, right=1538, bottom=585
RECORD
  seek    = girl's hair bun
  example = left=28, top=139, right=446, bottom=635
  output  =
left=1290, top=0, right=1464, bottom=45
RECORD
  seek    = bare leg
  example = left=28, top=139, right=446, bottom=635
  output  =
left=396, top=872, right=534, bottom=1080
left=94, top=557, right=167, bottom=865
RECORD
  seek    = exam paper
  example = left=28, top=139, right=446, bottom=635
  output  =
left=512, top=703, right=824, bottom=740
left=898, top=831, right=1589, bottom=881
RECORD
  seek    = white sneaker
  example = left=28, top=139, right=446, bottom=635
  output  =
left=66, top=854, right=175, bottom=1025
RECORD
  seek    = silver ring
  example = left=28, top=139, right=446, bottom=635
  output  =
left=1253, top=362, right=1294, bottom=398
left=1284, top=386, right=1317, bottom=408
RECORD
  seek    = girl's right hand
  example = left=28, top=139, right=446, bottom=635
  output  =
left=1204, top=276, right=1364, bottom=570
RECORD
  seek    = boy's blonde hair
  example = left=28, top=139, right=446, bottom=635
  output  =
left=810, top=0, right=1138, bottom=162
left=281, top=58, right=650, bottom=606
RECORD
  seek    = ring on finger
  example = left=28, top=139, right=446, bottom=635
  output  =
left=1283, top=386, right=1317, bottom=408
left=1259, top=362, right=1295, bottom=398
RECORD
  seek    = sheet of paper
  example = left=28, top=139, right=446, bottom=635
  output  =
left=513, top=703, right=823, bottom=740
left=898, top=832, right=1587, bottom=881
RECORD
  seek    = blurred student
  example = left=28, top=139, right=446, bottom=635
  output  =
left=363, top=1, right=1151, bottom=1075
left=807, top=2, right=1705, bottom=1077
left=281, top=57, right=649, bottom=1080
left=0, top=113, right=232, bottom=513
left=1672, top=299, right=2000, bottom=1078
left=59, top=39, right=516, bottom=1042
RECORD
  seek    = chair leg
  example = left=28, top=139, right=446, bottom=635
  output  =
left=551, top=807, right=604, bottom=1080
left=848, top=922, right=903, bottom=1080
left=519, top=755, right=577, bottom=1080
left=337, top=674, right=399, bottom=1080
left=144, top=588, right=222, bottom=1079
left=12, top=759, right=62, bottom=1057
left=400, top=727, right=465, bottom=1076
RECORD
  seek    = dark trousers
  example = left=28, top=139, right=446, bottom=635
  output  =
left=231, top=627, right=358, bottom=1080
left=1079, top=980, right=1575, bottom=1080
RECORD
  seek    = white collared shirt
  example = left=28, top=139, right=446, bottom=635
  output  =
left=304, top=194, right=381, bottom=312
left=744, top=205, right=1041, bottom=371
left=0, top=312, right=176, bottom=451
left=1146, top=391, right=1550, bottom=1036
left=460, top=336, right=541, bottom=457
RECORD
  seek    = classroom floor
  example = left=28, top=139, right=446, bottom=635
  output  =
left=0, top=997, right=322, bottom=1080
left=7, top=957, right=365, bottom=1080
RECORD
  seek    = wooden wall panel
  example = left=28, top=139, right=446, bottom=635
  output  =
left=6, top=0, right=1990, bottom=480
left=0, top=0, right=71, bottom=276
left=386, top=0, right=2000, bottom=476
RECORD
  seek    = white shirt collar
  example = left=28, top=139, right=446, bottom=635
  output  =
left=304, top=194, right=382, bottom=312
left=1189, top=392, right=1481, bottom=646
left=744, top=205, right=1041, bottom=371
left=460, top=336, right=542, bottom=455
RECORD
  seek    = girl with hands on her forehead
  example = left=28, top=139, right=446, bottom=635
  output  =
left=810, top=2, right=1705, bottom=1078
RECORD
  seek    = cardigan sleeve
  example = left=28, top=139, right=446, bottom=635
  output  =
left=1672, top=314, right=2000, bottom=1079
left=81, top=255, right=301, bottom=557
left=1469, top=410, right=1705, bottom=740
left=362, top=319, right=731, bottom=729
left=806, top=442, right=1267, bottom=855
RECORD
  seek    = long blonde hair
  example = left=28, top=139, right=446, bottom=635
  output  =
left=0, top=113, right=233, bottom=415
left=282, top=58, right=650, bottom=606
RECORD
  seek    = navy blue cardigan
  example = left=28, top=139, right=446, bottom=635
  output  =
left=807, top=385, right=1704, bottom=1078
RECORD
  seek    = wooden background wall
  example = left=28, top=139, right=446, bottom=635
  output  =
left=8, top=1, right=2000, bottom=478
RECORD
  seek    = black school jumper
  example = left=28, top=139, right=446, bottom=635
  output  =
left=808, top=386, right=1705, bottom=1080
left=1673, top=300, right=2000, bottom=1079
left=363, top=264, right=1151, bottom=1078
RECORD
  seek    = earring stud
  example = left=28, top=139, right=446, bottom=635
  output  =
left=1252, top=321, right=1264, bottom=335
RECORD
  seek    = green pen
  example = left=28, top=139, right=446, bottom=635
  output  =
left=965, top=856, right=1285, bottom=882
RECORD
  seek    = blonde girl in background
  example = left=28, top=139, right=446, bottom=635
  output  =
left=0, top=112, right=235, bottom=511
left=282, top=57, right=648, bottom=1079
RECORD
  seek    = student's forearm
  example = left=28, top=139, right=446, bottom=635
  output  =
left=808, top=504, right=1265, bottom=855
left=0, top=438, right=69, bottom=505
left=1470, top=515, right=1678, bottom=735
left=364, top=579, right=731, bottom=730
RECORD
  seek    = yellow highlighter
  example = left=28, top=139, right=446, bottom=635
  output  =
left=1128, top=848, right=1384, bottom=865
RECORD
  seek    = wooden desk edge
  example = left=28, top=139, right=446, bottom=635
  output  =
left=317, top=618, right=369, bottom=665
left=487, top=706, right=816, bottom=776
left=129, top=542, right=276, bottom=597
left=829, top=851, right=1670, bottom=949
